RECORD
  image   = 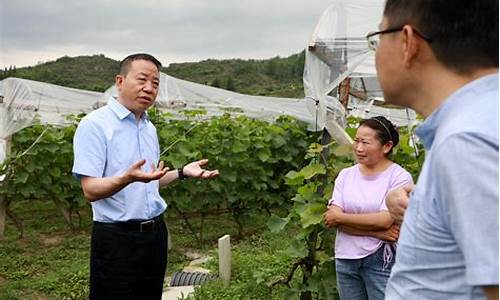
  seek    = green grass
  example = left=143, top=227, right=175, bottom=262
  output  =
left=187, top=229, right=301, bottom=300
left=0, top=201, right=91, bottom=300
left=0, top=200, right=308, bottom=300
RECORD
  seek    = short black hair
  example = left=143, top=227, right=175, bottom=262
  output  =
left=383, top=0, right=498, bottom=73
left=119, top=53, right=162, bottom=75
left=359, top=116, right=399, bottom=155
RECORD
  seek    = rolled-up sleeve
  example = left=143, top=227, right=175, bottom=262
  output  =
left=435, top=133, right=499, bottom=286
left=72, top=118, right=106, bottom=179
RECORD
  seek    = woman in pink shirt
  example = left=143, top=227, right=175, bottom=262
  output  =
left=324, top=116, right=413, bottom=300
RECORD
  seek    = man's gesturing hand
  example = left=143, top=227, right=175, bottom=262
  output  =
left=183, top=159, right=219, bottom=179
left=125, top=159, right=169, bottom=183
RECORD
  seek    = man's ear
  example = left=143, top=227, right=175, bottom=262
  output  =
left=115, top=74, right=124, bottom=89
left=401, top=25, right=420, bottom=69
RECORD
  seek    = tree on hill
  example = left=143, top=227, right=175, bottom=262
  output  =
left=211, top=77, right=221, bottom=88
left=225, top=76, right=236, bottom=91
left=0, top=65, right=17, bottom=80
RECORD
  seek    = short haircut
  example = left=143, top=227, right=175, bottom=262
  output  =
left=119, top=53, right=162, bottom=76
left=383, top=0, right=498, bottom=73
left=359, top=116, right=399, bottom=155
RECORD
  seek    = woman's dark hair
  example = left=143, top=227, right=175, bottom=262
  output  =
left=359, top=116, right=399, bottom=155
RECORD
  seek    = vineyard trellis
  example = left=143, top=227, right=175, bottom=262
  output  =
left=0, top=110, right=317, bottom=242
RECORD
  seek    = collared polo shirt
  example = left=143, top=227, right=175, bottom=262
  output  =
left=72, top=97, right=166, bottom=222
left=386, top=74, right=499, bottom=299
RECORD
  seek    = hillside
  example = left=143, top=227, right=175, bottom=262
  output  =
left=1, top=55, right=119, bottom=92
left=0, top=52, right=306, bottom=98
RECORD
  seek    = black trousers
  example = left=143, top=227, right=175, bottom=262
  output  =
left=89, top=216, right=168, bottom=300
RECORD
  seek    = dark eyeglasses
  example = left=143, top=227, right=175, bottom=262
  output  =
left=366, top=26, right=433, bottom=51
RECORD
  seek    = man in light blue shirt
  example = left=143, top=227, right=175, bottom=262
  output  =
left=73, top=96, right=167, bottom=222
left=366, top=0, right=498, bottom=299
left=72, top=53, right=218, bottom=300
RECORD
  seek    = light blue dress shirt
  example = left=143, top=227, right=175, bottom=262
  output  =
left=72, top=97, right=167, bottom=222
left=385, top=74, right=499, bottom=299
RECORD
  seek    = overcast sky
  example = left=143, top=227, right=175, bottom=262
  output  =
left=1, top=0, right=335, bottom=69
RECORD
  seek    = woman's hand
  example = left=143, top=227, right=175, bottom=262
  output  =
left=372, top=224, right=400, bottom=242
left=324, top=205, right=344, bottom=228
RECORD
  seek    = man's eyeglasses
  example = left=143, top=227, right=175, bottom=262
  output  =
left=366, top=26, right=433, bottom=51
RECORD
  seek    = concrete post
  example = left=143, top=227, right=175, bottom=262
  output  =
left=218, top=234, right=231, bottom=286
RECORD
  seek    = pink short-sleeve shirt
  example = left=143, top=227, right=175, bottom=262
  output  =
left=329, top=163, right=413, bottom=259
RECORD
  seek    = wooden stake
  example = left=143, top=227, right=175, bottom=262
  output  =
left=0, top=136, right=12, bottom=241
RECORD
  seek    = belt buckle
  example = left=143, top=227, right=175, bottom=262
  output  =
left=139, top=220, right=155, bottom=232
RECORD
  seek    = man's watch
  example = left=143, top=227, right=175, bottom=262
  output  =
left=177, top=166, right=187, bottom=180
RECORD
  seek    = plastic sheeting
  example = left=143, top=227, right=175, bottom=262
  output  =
left=0, top=78, right=103, bottom=139
left=304, top=0, right=417, bottom=141
left=0, top=78, right=103, bottom=165
left=304, top=0, right=382, bottom=130
left=0, top=75, right=318, bottom=163
left=104, top=72, right=316, bottom=126
left=0, top=75, right=318, bottom=134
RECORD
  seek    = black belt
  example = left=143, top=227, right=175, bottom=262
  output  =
left=95, top=214, right=164, bottom=232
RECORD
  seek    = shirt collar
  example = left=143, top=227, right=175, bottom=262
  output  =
left=108, top=97, right=150, bottom=122
left=415, top=73, right=499, bottom=150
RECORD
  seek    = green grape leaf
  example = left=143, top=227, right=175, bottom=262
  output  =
left=266, top=214, right=289, bottom=233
